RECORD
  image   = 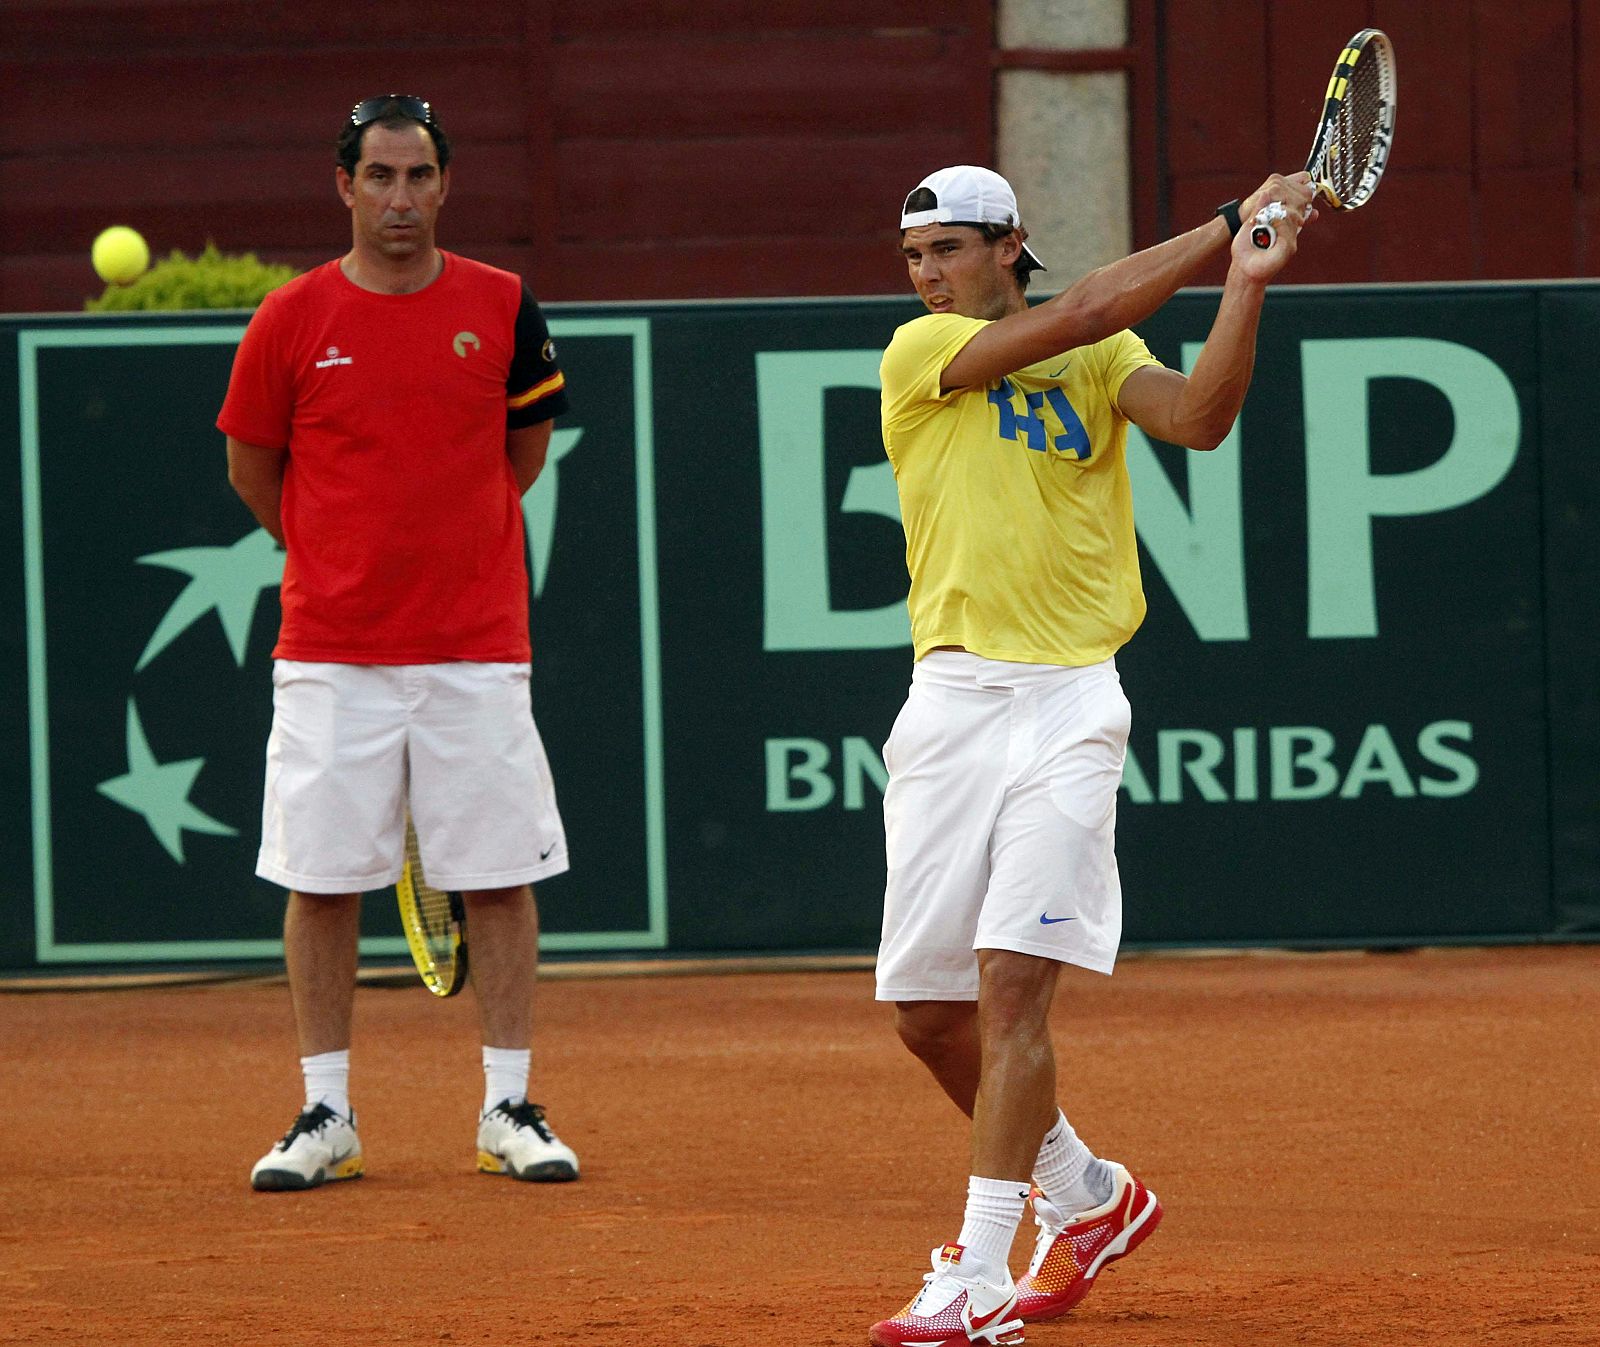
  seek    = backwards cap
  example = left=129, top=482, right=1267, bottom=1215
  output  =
left=899, top=165, right=1046, bottom=273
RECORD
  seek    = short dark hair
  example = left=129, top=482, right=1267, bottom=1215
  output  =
left=978, top=222, right=1039, bottom=292
left=336, top=97, right=451, bottom=176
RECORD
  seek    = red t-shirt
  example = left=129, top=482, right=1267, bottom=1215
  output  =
left=217, top=252, right=568, bottom=663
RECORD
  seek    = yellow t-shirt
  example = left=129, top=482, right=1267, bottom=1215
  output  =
left=880, top=312, right=1163, bottom=666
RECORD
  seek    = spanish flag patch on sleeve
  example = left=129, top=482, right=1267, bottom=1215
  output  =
left=508, top=369, right=566, bottom=411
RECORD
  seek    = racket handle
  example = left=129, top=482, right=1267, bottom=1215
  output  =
left=1250, top=201, right=1290, bottom=251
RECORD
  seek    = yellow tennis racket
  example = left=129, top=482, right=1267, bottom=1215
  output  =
left=396, top=814, right=468, bottom=997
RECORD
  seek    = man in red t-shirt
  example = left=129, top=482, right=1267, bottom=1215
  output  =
left=219, top=95, right=578, bottom=1191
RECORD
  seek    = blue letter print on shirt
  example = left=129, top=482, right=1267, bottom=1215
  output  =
left=987, top=378, right=1092, bottom=460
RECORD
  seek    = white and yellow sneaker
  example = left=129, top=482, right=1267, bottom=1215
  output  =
left=476, top=1099, right=579, bottom=1182
left=250, top=1103, right=363, bottom=1192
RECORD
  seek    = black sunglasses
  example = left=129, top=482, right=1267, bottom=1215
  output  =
left=349, top=95, right=434, bottom=128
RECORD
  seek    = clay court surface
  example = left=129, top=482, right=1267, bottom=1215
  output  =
left=2, top=945, right=1596, bottom=1346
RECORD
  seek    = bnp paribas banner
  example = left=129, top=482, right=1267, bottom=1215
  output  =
left=1, top=289, right=1595, bottom=972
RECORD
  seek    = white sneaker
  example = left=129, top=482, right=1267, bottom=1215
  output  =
left=250, top=1103, right=363, bottom=1191
left=476, top=1099, right=579, bottom=1182
left=868, top=1243, right=1025, bottom=1346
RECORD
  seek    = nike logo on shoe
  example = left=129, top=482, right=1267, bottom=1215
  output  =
left=1039, top=913, right=1077, bottom=925
left=968, top=1302, right=1012, bottom=1330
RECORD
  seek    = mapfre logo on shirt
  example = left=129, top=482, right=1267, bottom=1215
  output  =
left=314, top=345, right=353, bottom=369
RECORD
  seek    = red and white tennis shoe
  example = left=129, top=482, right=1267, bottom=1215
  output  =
left=1013, top=1163, right=1161, bottom=1321
left=869, top=1243, right=1025, bottom=1347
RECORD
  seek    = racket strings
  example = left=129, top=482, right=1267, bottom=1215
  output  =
left=1329, top=54, right=1388, bottom=203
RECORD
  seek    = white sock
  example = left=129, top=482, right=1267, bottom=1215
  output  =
left=1032, top=1110, right=1113, bottom=1214
left=301, top=1050, right=350, bottom=1118
left=482, top=1046, right=530, bottom=1114
left=955, top=1176, right=1030, bottom=1282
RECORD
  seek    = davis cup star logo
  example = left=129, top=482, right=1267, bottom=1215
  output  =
left=93, top=529, right=284, bottom=862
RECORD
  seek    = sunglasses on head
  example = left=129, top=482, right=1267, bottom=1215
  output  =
left=349, top=95, right=434, bottom=128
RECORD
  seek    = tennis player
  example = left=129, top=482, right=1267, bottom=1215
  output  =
left=869, top=165, right=1316, bottom=1346
left=219, top=95, right=579, bottom=1191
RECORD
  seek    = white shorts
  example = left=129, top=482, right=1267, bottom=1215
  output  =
left=875, top=651, right=1131, bottom=1001
left=257, top=661, right=569, bottom=894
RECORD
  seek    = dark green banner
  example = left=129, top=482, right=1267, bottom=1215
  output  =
left=1, top=288, right=1594, bottom=973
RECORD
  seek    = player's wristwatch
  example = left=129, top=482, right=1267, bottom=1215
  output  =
left=1215, top=199, right=1244, bottom=237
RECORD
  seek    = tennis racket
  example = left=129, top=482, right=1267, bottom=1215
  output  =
left=1252, top=28, right=1397, bottom=248
left=396, top=814, right=468, bottom=997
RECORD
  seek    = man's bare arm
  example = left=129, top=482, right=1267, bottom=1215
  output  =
left=507, top=421, right=554, bottom=495
left=1117, top=194, right=1312, bottom=450
left=941, top=172, right=1316, bottom=393
left=226, top=436, right=288, bottom=544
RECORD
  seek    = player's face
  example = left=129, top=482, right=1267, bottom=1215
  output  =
left=900, top=224, right=1021, bottom=321
left=338, top=123, right=449, bottom=260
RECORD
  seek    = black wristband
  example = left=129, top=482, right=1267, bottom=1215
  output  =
left=1215, top=198, right=1243, bottom=237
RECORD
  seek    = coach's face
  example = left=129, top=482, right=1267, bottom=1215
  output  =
left=900, top=224, right=1024, bottom=322
left=337, top=122, right=450, bottom=259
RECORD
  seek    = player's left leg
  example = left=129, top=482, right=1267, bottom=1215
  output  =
left=461, top=883, right=537, bottom=1049
left=409, top=661, right=576, bottom=1182
left=869, top=955, right=1055, bottom=1347
left=970, top=950, right=1062, bottom=1179
left=462, top=882, right=579, bottom=1182
left=976, top=658, right=1161, bottom=1320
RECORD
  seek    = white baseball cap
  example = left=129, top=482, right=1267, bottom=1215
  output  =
left=899, top=165, right=1047, bottom=273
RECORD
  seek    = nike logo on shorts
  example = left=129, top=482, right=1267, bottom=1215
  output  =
left=1039, top=913, right=1077, bottom=925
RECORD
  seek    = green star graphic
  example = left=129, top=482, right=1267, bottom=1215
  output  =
left=96, top=700, right=238, bottom=864
left=136, top=528, right=284, bottom=671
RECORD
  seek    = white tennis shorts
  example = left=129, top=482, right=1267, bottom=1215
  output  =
left=875, top=651, right=1131, bottom=1001
left=257, top=661, right=568, bottom=894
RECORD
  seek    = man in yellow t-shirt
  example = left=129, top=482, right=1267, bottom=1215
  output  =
left=869, top=164, right=1317, bottom=1347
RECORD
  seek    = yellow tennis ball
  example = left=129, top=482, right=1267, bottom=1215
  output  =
left=91, top=226, right=150, bottom=285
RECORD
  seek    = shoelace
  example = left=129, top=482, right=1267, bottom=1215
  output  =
left=491, top=1099, right=556, bottom=1142
left=277, top=1101, right=338, bottom=1149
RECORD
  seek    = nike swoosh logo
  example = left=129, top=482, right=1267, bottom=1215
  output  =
left=1039, top=913, right=1077, bottom=925
left=1048, top=360, right=1071, bottom=377
left=539, top=843, right=556, bottom=860
left=968, top=1302, right=1013, bottom=1331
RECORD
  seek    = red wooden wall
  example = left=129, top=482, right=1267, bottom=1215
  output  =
left=0, top=1, right=992, bottom=312
left=1143, top=0, right=1600, bottom=283
left=5, top=2, right=1598, bottom=313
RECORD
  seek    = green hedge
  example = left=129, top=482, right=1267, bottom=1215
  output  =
left=86, top=243, right=298, bottom=312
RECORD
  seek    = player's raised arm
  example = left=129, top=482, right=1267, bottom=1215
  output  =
left=928, top=170, right=1315, bottom=393
left=1116, top=193, right=1315, bottom=450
